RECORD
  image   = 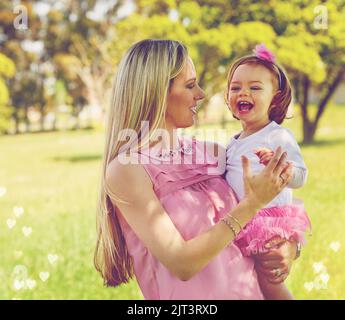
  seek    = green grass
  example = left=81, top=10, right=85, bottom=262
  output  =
left=1, top=103, right=344, bottom=299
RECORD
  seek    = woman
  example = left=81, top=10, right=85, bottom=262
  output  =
left=94, top=39, right=298, bottom=299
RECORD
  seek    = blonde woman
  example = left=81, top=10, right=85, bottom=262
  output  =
left=94, top=39, right=299, bottom=299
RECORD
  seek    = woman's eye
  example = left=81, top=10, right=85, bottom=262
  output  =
left=187, top=85, right=195, bottom=89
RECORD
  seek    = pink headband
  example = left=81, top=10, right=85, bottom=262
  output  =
left=253, top=43, right=276, bottom=63
left=253, top=43, right=283, bottom=89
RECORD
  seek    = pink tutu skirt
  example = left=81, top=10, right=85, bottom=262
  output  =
left=235, top=203, right=312, bottom=256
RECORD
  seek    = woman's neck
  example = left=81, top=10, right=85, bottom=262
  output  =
left=149, top=124, right=180, bottom=151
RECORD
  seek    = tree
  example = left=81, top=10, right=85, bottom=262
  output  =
left=0, top=0, right=44, bottom=133
left=0, top=52, right=15, bottom=133
left=272, top=1, right=345, bottom=143
left=118, top=0, right=345, bottom=143
left=43, top=0, right=125, bottom=126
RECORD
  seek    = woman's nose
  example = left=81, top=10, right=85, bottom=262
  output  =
left=196, top=87, right=206, bottom=101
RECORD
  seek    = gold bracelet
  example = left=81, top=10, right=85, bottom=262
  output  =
left=227, top=214, right=243, bottom=232
left=221, top=216, right=238, bottom=238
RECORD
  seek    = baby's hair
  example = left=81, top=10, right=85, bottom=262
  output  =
left=225, top=55, right=292, bottom=124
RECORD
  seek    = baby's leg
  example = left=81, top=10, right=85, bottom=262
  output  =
left=257, top=273, right=294, bottom=300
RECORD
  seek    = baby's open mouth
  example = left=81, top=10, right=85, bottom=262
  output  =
left=237, top=101, right=254, bottom=112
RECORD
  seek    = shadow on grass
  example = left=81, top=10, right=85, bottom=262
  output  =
left=53, top=154, right=102, bottom=163
left=3, top=126, right=97, bottom=137
left=300, top=137, right=345, bottom=148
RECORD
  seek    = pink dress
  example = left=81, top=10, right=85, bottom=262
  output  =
left=235, top=203, right=312, bottom=256
left=116, top=138, right=264, bottom=300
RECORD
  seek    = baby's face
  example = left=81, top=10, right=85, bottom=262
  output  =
left=227, top=63, right=278, bottom=126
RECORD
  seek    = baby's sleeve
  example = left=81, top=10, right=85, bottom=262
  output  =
left=268, top=127, right=308, bottom=189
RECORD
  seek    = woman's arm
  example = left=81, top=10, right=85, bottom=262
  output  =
left=106, top=147, right=292, bottom=281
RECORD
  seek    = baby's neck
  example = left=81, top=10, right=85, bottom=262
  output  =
left=239, top=120, right=271, bottom=139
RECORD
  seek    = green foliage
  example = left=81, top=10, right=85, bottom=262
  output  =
left=233, top=22, right=276, bottom=53
left=0, top=52, right=15, bottom=78
left=276, top=36, right=326, bottom=83
left=0, top=0, right=344, bottom=141
left=0, top=78, right=9, bottom=106
left=109, top=0, right=345, bottom=142
left=0, top=53, right=15, bottom=133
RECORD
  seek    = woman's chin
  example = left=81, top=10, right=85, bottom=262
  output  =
left=180, top=117, right=196, bottom=128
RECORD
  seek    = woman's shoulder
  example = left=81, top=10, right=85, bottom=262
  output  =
left=106, top=155, right=152, bottom=200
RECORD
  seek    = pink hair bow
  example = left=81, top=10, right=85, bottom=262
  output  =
left=253, top=43, right=276, bottom=63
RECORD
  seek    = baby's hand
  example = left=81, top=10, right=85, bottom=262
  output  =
left=254, top=147, right=274, bottom=166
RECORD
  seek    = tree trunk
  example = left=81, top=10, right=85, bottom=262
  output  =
left=302, top=120, right=317, bottom=144
left=73, top=105, right=82, bottom=130
left=12, top=110, right=19, bottom=135
left=300, top=68, right=345, bottom=144
left=52, top=112, right=57, bottom=131
left=314, top=68, right=345, bottom=126
left=24, top=105, right=30, bottom=133
left=300, top=76, right=311, bottom=144
left=40, top=112, right=45, bottom=132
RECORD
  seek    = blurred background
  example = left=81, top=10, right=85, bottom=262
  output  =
left=0, top=0, right=344, bottom=299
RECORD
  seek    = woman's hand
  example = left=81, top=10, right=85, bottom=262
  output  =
left=254, top=237, right=298, bottom=283
left=242, top=146, right=294, bottom=209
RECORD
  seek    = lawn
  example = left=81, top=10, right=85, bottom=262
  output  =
left=0, top=103, right=344, bottom=299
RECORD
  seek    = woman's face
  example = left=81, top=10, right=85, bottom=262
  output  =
left=165, top=58, right=205, bottom=130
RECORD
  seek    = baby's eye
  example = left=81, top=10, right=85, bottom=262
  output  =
left=251, top=86, right=261, bottom=90
left=230, top=87, right=240, bottom=91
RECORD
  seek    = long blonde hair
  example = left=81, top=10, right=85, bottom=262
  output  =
left=94, top=39, right=188, bottom=287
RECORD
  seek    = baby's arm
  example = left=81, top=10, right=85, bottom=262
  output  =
left=254, top=147, right=307, bottom=189
left=258, top=127, right=308, bottom=189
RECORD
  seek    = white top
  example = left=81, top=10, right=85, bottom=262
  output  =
left=225, top=121, right=307, bottom=208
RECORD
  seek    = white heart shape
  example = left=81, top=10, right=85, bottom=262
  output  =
left=7, top=219, right=16, bottom=229
left=312, top=262, right=324, bottom=274
left=13, top=206, right=24, bottom=218
left=48, top=254, right=58, bottom=264
left=320, top=273, right=330, bottom=284
left=39, top=272, right=50, bottom=282
left=12, top=265, right=28, bottom=278
left=0, top=186, right=6, bottom=197
left=313, top=275, right=328, bottom=290
left=304, top=282, right=314, bottom=291
left=26, top=279, right=36, bottom=290
left=330, top=241, right=340, bottom=252
left=22, top=226, right=32, bottom=237
left=13, top=279, right=25, bottom=291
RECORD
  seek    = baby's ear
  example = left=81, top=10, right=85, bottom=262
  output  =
left=275, top=89, right=282, bottom=96
left=273, top=90, right=282, bottom=100
left=269, top=90, right=282, bottom=109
